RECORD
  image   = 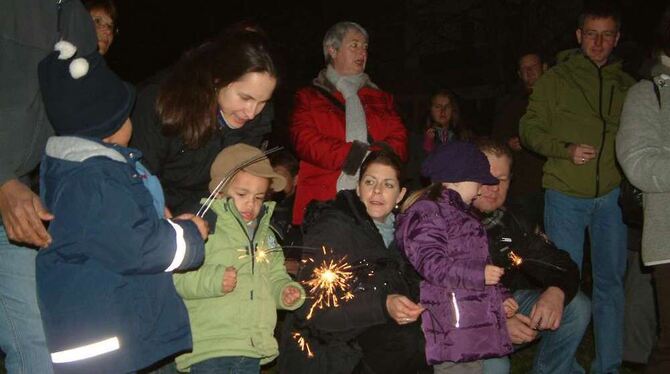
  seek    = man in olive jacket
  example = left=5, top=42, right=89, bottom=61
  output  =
left=519, top=3, right=636, bottom=373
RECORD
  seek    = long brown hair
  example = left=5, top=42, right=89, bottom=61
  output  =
left=400, top=183, right=445, bottom=213
left=156, top=32, right=276, bottom=149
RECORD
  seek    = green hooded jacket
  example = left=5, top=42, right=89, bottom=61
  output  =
left=173, top=198, right=305, bottom=371
left=520, top=49, right=636, bottom=197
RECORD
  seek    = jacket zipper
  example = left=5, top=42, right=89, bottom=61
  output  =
left=595, top=67, right=606, bottom=198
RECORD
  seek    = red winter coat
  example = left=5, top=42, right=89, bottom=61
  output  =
left=290, top=75, right=407, bottom=224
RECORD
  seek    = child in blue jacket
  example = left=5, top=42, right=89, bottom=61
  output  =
left=35, top=41, right=208, bottom=374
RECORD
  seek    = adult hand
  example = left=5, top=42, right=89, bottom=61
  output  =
left=529, top=286, right=565, bottom=331
left=507, top=136, right=522, bottom=151
left=507, top=313, right=538, bottom=344
left=221, top=266, right=237, bottom=293
left=282, top=285, right=302, bottom=306
left=174, top=213, right=209, bottom=240
left=0, top=179, right=53, bottom=247
left=386, top=294, right=425, bottom=325
left=567, top=143, right=597, bottom=165
left=485, top=265, right=505, bottom=285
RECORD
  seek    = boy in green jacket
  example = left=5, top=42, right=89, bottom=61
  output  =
left=174, top=144, right=305, bottom=373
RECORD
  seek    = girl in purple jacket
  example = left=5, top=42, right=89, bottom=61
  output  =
left=396, top=142, right=515, bottom=373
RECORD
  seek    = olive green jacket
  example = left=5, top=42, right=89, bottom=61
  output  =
left=173, top=198, right=304, bottom=371
left=520, top=49, right=636, bottom=197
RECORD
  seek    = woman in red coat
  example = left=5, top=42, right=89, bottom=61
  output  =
left=290, top=21, right=408, bottom=224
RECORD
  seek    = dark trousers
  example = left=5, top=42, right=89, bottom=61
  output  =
left=647, top=263, right=670, bottom=373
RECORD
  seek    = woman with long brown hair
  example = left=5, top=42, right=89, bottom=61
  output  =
left=131, top=31, right=277, bottom=215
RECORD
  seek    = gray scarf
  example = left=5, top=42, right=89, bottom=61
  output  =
left=325, top=65, right=370, bottom=191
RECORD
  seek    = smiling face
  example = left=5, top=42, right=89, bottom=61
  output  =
left=576, top=16, right=620, bottom=67
left=356, top=163, right=406, bottom=223
left=90, top=8, right=115, bottom=56
left=217, top=71, right=276, bottom=129
left=329, top=29, right=368, bottom=76
left=472, top=153, right=511, bottom=213
left=225, top=170, right=270, bottom=222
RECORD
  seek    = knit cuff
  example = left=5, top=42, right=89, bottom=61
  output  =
left=342, top=140, right=369, bottom=175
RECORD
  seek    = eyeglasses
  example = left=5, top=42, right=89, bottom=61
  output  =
left=92, top=16, right=118, bottom=35
left=581, top=29, right=617, bottom=41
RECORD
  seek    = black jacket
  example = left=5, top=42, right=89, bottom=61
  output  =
left=482, top=204, right=580, bottom=304
left=279, top=190, right=425, bottom=374
left=130, top=72, right=273, bottom=215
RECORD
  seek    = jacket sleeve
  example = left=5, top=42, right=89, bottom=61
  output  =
left=617, top=81, right=670, bottom=193
left=173, top=264, right=228, bottom=300
left=129, top=83, right=170, bottom=176
left=294, top=212, right=389, bottom=335
left=48, top=165, right=204, bottom=275
left=507, top=211, right=580, bottom=304
left=396, top=205, right=486, bottom=291
left=267, top=235, right=306, bottom=310
left=290, top=88, right=357, bottom=171
left=375, top=93, right=408, bottom=161
left=0, top=0, right=97, bottom=185
left=519, top=73, right=573, bottom=159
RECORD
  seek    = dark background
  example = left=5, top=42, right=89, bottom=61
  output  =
left=105, top=0, right=668, bottom=139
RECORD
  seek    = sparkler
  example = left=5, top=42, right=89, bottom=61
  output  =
left=291, top=332, right=314, bottom=358
left=304, top=247, right=355, bottom=320
left=196, top=146, right=283, bottom=217
left=506, top=249, right=567, bottom=272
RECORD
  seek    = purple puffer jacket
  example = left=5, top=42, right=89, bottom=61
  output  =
left=395, top=188, right=512, bottom=364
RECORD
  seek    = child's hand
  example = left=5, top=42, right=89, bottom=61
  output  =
left=282, top=286, right=302, bottom=306
left=485, top=265, right=505, bottom=285
left=503, top=297, right=519, bottom=318
left=221, top=266, right=237, bottom=294
left=173, top=213, right=209, bottom=240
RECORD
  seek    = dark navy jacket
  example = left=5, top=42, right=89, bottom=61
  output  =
left=36, top=136, right=205, bottom=374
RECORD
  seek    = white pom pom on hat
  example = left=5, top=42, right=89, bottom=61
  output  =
left=53, top=40, right=90, bottom=79
left=54, top=40, right=77, bottom=60
left=69, top=58, right=90, bottom=79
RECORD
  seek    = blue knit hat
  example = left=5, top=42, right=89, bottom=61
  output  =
left=38, top=40, right=135, bottom=139
left=422, top=141, right=499, bottom=185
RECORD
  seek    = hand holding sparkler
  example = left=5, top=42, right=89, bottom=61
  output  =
left=386, top=294, right=424, bottom=325
left=282, top=285, right=302, bottom=306
left=173, top=213, right=209, bottom=240
left=485, top=264, right=505, bottom=285
left=220, top=266, right=237, bottom=293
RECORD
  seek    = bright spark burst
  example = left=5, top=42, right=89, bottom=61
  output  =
left=508, top=250, right=523, bottom=267
left=292, top=332, right=314, bottom=358
left=304, top=247, right=354, bottom=320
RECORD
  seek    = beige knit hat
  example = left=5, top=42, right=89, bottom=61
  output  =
left=209, top=144, right=287, bottom=193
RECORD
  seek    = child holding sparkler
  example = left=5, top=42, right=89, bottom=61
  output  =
left=396, top=141, right=515, bottom=373
left=173, top=144, right=305, bottom=373
left=35, top=42, right=208, bottom=373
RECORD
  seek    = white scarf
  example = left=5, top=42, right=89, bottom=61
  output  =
left=325, top=65, right=370, bottom=191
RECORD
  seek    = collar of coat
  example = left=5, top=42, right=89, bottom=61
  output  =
left=311, top=67, right=379, bottom=95
left=45, top=136, right=137, bottom=165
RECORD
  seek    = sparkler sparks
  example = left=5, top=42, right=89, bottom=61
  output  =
left=508, top=250, right=523, bottom=267
left=304, top=247, right=354, bottom=320
left=292, top=332, right=314, bottom=358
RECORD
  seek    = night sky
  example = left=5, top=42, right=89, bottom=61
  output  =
left=105, top=0, right=668, bottom=136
